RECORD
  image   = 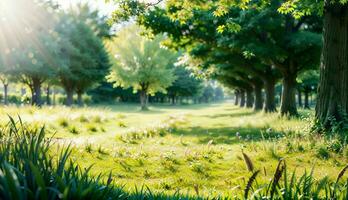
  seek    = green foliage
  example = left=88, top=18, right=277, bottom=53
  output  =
left=107, top=25, right=176, bottom=96
left=167, top=66, right=204, bottom=100
left=56, top=4, right=111, bottom=101
left=0, top=1, right=110, bottom=106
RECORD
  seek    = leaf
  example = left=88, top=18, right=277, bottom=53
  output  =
left=29, top=162, right=48, bottom=200
left=217, top=25, right=226, bottom=34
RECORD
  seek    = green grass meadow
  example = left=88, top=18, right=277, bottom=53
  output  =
left=1, top=102, right=346, bottom=197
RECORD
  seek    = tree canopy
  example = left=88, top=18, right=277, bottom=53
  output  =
left=107, top=26, right=177, bottom=110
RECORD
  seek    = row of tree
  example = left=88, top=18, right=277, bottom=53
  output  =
left=105, top=25, right=224, bottom=109
left=0, top=1, right=110, bottom=106
left=111, top=0, right=348, bottom=131
left=233, top=69, right=319, bottom=109
left=89, top=80, right=224, bottom=105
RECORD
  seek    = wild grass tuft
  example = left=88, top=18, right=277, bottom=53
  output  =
left=87, top=124, right=98, bottom=132
left=68, top=125, right=79, bottom=134
left=58, top=118, right=69, bottom=127
left=0, top=117, right=119, bottom=199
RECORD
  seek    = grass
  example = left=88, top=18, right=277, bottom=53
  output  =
left=0, top=102, right=347, bottom=198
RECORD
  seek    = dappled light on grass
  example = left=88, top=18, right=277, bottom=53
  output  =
left=0, top=103, right=345, bottom=198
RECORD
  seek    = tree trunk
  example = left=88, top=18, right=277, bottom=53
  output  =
left=234, top=91, right=239, bottom=106
left=263, top=79, right=277, bottom=113
left=280, top=73, right=298, bottom=116
left=52, top=88, right=56, bottom=106
left=304, top=90, right=310, bottom=109
left=77, top=92, right=83, bottom=107
left=253, top=84, right=263, bottom=111
left=246, top=89, right=253, bottom=108
left=315, top=3, right=348, bottom=128
left=3, top=84, right=8, bottom=105
left=32, top=78, right=42, bottom=106
left=46, top=86, right=51, bottom=105
left=140, top=90, right=148, bottom=110
left=239, top=90, right=246, bottom=107
left=297, top=89, right=302, bottom=108
left=171, top=95, right=176, bottom=105
left=66, top=89, right=74, bottom=106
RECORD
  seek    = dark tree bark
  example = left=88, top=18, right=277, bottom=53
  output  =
left=65, top=89, right=74, bottom=106
left=304, top=90, right=310, bottom=109
left=46, top=85, right=51, bottom=105
left=32, top=78, right=42, bottom=106
left=77, top=92, right=83, bottom=107
left=234, top=90, right=240, bottom=105
left=52, top=88, right=56, bottom=106
left=246, top=89, right=254, bottom=108
left=171, top=95, right=176, bottom=105
left=239, top=90, right=246, bottom=107
left=316, top=3, right=348, bottom=128
left=280, top=71, right=298, bottom=116
left=140, top=90, right=148, bottom=110
left=263, top=78, right=277, bottom=113
left=3, top=84, right=8, bottom=105
left=297, top=89, right=302, bottom=108
left=253, top=83, right=263, bottom=111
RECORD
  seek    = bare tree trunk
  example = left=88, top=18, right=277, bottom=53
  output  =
left=280, top=72, right=298, bottom=116
left=239, top=90, right=246, bottom=107
left=234, top=90, right=239, bottom=106
left=46, top=85, right=51, bottom=105
left=297, top=89, right=302, bottom=108
left=304, top=90, right=310, bottom=109
left=253, top=84, right=263, bottom=111
left=52, top=88, right=56, bottom=106
left=77, top=92, right=83, bottom=107
left=65, top=89, right=74, bottom=106
left=140, top=90, right=148, bottom=110
left=246, top=89, right=254, bottom=108
left=263, top=78, right=277, bottom=113
left=316, top=3, right=348, bottom=128
left=3, top=84, right=8, bottom=105
left=32, top=78, right=42, bottom=106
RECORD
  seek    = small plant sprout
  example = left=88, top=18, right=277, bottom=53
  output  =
left=85, top=143, right=93, bottom=153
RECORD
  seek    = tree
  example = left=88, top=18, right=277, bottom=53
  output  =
left=111, top=0, right=322, bottom=117
left=107, top=26, right=176, bottom=110
left=277, top=0, right=348, bottom=129
left=55, top=5, right=111, bottom=106
left=167, top=66, right=203, bottom=104
left=200, top=84, right=215, bottom=103
left=298, top=70, right=319, bottom=109
left=88, top=81, right=138, bottom=103
left=214, top=86, right=224, bottom=101
left=0, top=0, right=62, bottom=106
left=0, top=53, right=13, bottom=105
